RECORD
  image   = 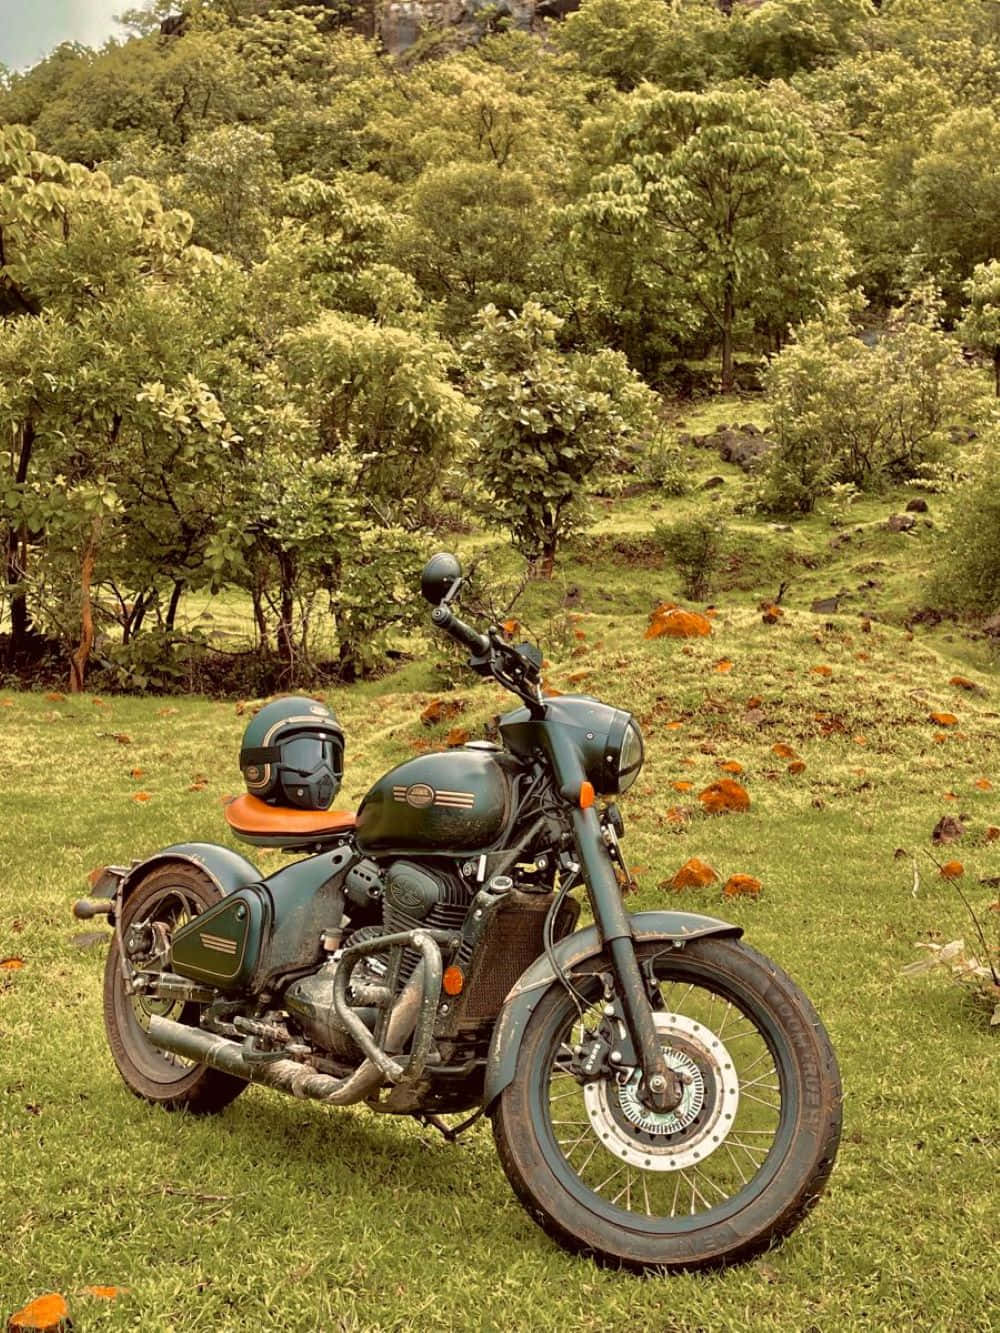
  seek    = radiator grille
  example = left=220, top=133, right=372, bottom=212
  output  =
left=457, top=895, right=578, bottom=1023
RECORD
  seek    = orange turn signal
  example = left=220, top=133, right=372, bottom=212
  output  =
left=442, top=965, right=465, bottom=996
left=579, top=780, right=595, bottom=810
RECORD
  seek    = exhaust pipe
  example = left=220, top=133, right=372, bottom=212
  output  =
left=147, top=934, right=442, bottom=1108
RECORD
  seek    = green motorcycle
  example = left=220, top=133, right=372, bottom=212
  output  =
left=78, top=553, right=841, bottom=1271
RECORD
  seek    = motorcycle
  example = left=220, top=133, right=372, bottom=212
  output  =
left=76, top=552, right=842, bottom=1272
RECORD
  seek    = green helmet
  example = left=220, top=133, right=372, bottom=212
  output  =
left=239, top=696, right=345, bottom=811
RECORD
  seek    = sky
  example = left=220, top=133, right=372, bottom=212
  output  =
left=0, top=1, right=131, bottom=71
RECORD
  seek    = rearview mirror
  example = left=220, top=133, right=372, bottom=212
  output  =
left=420, top=552, right=463, bottom=605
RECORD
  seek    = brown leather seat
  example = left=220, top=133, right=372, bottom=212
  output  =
left=225, top=793, right=357, bottom=848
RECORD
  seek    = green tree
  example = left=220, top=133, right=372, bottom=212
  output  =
left=466, top=302, right=655, bottom=576
left=959, top=261, right=1000, bottom=397
left=575, top=87, right=836, bottom=389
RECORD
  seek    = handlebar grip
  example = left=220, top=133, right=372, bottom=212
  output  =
left=431, top=605, right=490, bottom=657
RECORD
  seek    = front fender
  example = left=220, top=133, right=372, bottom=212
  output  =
left=483, top=910, right=742, bottom=1110
left=95, top=842, right=263, bottom=915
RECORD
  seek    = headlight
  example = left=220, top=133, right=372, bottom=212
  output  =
left=616, top=718, right=645, bottom=793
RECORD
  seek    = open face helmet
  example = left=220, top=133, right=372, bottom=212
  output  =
left=239, top=696, right=345, bottom=811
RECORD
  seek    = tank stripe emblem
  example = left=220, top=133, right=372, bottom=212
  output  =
left=391, top=785, right=475, bottom=809
left=200, top=933, right=238, bottom=954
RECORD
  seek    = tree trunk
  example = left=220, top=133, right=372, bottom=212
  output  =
left=69, top=517, right=101, bottom=694
left=251, top=585, right=270, bottom=654
left=720, top=281, right=735, bottom=393
left=538, top=533, right=557, bottom=580
left=994, top=346, right=999, bottom=398
left=165, top=579, right=184, bottom=632
left=4, top=419, right=36, bottom=664
left=276, top=552, right=296, bottom=679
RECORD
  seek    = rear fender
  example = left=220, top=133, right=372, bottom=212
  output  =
left=91, top=843, right=263, bottom=921
left=482, top=910, right=743, bottom=1110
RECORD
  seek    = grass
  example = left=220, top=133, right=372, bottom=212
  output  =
left=2, top=430, right=999, bottom=1330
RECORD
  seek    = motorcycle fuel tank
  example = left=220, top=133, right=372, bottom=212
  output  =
left=355, top=747, right=512, bottom=855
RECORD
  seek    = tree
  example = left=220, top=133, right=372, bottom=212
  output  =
left=466, top=302, right=655, bottom=576
left=575, top=87, right=835, bottom=389
left=906, top=108, right=1000, bottom=309
left=959, top=261, right=1000, bottom=397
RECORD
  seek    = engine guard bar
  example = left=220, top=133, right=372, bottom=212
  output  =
left=331, top=927, right=455, bottom=1085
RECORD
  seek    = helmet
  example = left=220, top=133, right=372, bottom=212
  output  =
left=239, top=696, right=345, bottom=811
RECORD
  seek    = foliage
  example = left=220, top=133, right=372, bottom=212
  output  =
left=959, top=261, right=1000, bottom=397
left=931, top=439, right=1000, bottom=617
left=653, top=513, right=728, bottom=601
left=466, top=303, right=656, bottom=575
left=756, top=300, right=985, bottom=513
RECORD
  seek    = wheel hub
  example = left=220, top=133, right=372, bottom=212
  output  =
left=582, top=1011, right=740, bottom=1172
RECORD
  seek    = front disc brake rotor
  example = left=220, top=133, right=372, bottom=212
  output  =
left=582, top=1011, right=740, bottom=1172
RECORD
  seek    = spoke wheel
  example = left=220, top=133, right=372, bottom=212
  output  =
left=103, top=863, right=246, bottom=1114
left=493, top=937, right=841, bottom=1271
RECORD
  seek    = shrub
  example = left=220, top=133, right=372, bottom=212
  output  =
left=757, top=302, right=985, bottom=514
left=654, top=513, right=728, bottom=600
left=931, top=440, right=1000, bottom=617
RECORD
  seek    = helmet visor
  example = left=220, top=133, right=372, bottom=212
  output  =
left=280, top=736, right=340, bottom=778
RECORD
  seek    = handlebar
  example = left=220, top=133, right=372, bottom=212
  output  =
left=430, top=604, right=491, bottom=657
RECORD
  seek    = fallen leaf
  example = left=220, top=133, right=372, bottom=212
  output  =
left=723, top=874, right=762, bottom=898
left=81, top=1286, right=126, bottom=1300
left=974, top=778, right=993, bottom=791
left=567, top=669, right=592, bottom=684
left=949, top=675, right=982, bottom=692
left=445, top=727, right=470, bottom=747
left=113, top=733, right=131, bottom=745
left=761, top=605, right=784, bottom=624
left=669, top=858, right=719, bottom=889
left=939, top=860, right=964, bottom=880
left=714, top=658, right=733, bottom=673
left=665, top=720, right=684, bottom=730
left=787, top=761, right=807, bottom=775
left=810, top=665, right=833, bottom=677
left=853, top=735, right=867, bottom=746
left=698, top=779, right=750, bottom=814
left=7, top=1292, right=70, bottom=1332
left=91, top=696, right=106, bottom=707
left=985, top=826, right=1000, bottom=843
left=501, top=618, right=520, bottom=636
left=1, top=956, right=25, bottom=970
left=771, top=743, right=798, bottom=760
left=745, top=695, right=762, bottom=708
left=929, top=712, right=958, bottom=726
left=1, top=698, right=13, bottom=707
left=718, top=760, right=743, bottom=774
left=44, top=691, right=65, bottom=702
left=130, top=767, right=145, bottom=779
left=542, top=684, right=564, bottom=698
left=664, top=807, right=689, bottom=825
left=188, top=780, right=208, bottom=792
left=573, top=628, right=587, bottom=641
left=131, top=791, right=152, bottom=804
left=671, top=780, right=694, bottom=792
left=157, top=706, right=179, bottom=718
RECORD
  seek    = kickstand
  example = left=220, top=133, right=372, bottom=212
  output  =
left=418, top=1107, right=487, bottom=1142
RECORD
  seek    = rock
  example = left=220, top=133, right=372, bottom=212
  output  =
left=905, top=497, right=929, bottom=513
left=886, top=513, right=916, bottom=532
left=702, top=475, right=726, bottom=489
left=931, top=815, right=965, bottom=845
left=811, top=596, right=840, bottom=614
left=715, top=428, right=773, bottom=471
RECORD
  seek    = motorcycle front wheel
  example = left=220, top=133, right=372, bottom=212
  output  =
left=492, top=936, right=841, bottom=1271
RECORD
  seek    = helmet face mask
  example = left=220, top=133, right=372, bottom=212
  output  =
left=239, top=698, right=345, bottom=811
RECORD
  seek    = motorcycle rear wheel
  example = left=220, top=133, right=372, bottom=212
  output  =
left=103, top=864, right=246, bottom=1114
left=492, top=936, right=841, bottom=1271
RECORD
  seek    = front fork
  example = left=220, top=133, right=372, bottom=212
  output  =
left=570, top=806, right=682, bottom=1112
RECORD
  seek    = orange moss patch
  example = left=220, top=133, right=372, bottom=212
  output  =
left=771, top=743, right=798, bottom=760
left=723, top=874, right=762, bottom=898
left=7, top=1292, right=70, bottom=1331
left=929, top=712, right=958, bottom=726
left=669, top=858, right=720, bottom=889
left=420, top=697, right=466, bottom=726
left=445, top=727, right=471, bottom=747
left=939, top=860, right=964, bottom=880
left=645, top=607, right=712, bottom=639
left=787, top=761, right=807, bottom=775
left=698, top=779, right=750, bottom=814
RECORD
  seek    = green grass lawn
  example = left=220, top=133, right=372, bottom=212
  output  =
left=2, top=433, right=998, bottom=1330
